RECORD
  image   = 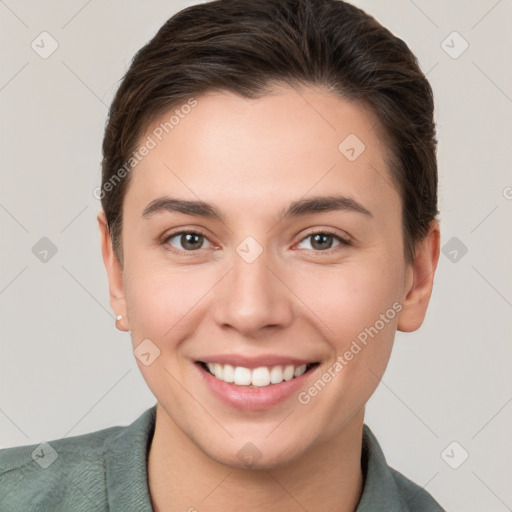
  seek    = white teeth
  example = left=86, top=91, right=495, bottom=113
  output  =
left=251, top=367, right=271, bottom=387
left=233, top=366, right=252, bottom=386
left=212, top=363, right=223, bottom=380
left=294, top=364, right=307, bottom=377
left=283, top=365, right=295, bottom=381
left=222, top=364, right=235, bottom=383
left=269, top=366, right=283, bottom=384
left=203, top=362, right=312, bottom=387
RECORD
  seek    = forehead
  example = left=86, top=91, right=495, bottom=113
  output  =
left=125, top=86, right=399, bottom=221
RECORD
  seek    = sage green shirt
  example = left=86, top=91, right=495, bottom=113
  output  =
left=0, top=405, right=445, bottom=511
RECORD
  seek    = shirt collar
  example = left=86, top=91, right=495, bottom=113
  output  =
left=103, top=405, right=156, bottom=512
left=356, top=424, right=410, bottom=511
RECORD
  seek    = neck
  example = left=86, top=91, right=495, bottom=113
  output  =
left=148, top=404, right=364, bottom=512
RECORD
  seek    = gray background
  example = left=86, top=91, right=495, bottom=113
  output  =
left=1, top=1, right=511, bottom=510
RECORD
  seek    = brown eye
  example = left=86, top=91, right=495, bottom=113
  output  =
left=296, top=232, right=349, bottom=251
left=166, top=231, right=211, bottom=251
left=310, top=233, right=334, bottom=250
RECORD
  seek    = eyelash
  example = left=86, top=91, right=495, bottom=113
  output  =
left=297, top=228, right=352, bottom=252
left=161, top=228, right=351, bottom=256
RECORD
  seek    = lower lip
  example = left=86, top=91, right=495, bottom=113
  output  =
left=195, top=363, right=317, bottom=411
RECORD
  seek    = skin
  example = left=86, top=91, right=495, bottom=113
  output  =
left=98, top=85, right=440, bottom=512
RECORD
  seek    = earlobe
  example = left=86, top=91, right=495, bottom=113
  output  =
left=97, top=210, right=130, bottom=332
left=397, top=221, right=440, bottom=333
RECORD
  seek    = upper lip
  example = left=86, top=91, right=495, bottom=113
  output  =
left=196, top=354, right=316, bottom=369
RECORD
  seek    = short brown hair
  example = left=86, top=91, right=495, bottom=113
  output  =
left=100, top=0, right=438, bottom=264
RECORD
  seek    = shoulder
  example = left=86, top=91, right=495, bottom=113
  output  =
left=358, top=424, right=446, bottom=512
left=0, top=424, right=121, bottom=511
left=389, top=466, right=445, bottom=512
left=0, top=406, right=156, bottom=512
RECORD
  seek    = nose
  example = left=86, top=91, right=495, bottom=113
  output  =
left=212, top=250, right=294, bottom=337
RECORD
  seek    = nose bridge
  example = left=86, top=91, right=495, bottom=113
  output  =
left=213, top=246, right=293, bottom=334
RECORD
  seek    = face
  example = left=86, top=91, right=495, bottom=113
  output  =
left=99, top=85, right=438, bottom=469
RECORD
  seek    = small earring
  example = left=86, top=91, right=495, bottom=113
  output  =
left=115, top=314, right=129, bottom=332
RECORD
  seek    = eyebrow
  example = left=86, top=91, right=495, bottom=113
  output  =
left=142, top=195, right=372, bottom=222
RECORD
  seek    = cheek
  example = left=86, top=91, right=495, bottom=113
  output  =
left=290, top=257, right=403, bottom=345
left=292, top=263, right=402, bottom=437
left=122, top=264, right=214, bottom=409
left=123, top=260, right=215, bottom=345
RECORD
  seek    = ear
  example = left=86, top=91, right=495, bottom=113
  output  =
left=397, top=221, right=440, bottom=332
left=97, top=210, right=130, bottom=332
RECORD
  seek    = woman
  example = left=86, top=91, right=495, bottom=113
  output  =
left=0, top=0, right=444, bottom=510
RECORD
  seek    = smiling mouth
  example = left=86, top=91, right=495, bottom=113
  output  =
left=197, top=361, right=319, bottom=388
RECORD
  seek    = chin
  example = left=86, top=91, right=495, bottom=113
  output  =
left=200, top=434, right=311, bottom=471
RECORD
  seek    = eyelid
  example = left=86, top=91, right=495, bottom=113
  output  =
left=160, top=226, right=352, bottom=255
left=160, top=227, right=218, bottom=255
left=295, top=227, right=352, bottom=247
